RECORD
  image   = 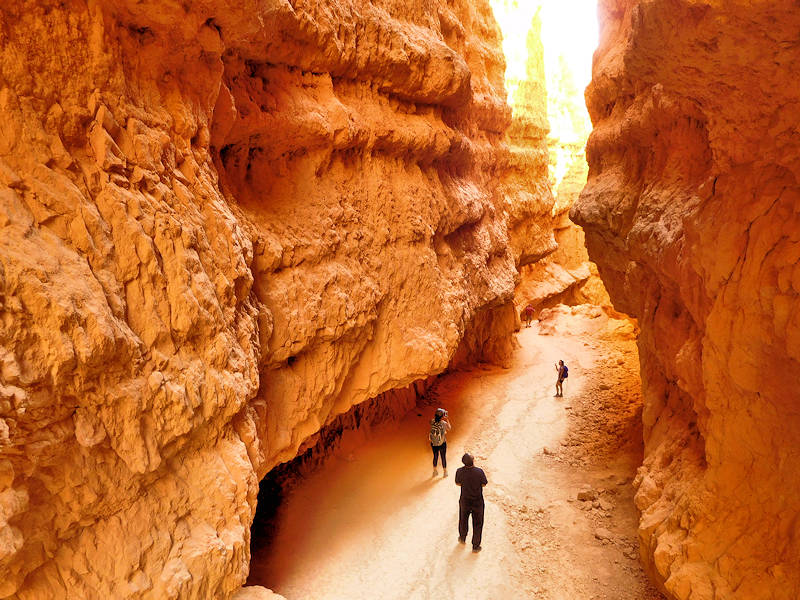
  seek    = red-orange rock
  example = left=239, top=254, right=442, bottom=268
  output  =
left=0, top=1, right=549, bottom=597
left=573, top=1, right=800, bottom=598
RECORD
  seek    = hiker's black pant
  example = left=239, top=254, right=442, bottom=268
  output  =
left=459, top=500, right=484, bottom=548
left=431, top=442, right=447, bottom=468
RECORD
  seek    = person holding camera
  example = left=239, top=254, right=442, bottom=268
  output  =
left=455, top=452, right=488, bottom=552
left=428, top=408, right=451, bottom=477
left=555, top=360, right=568, bottom=397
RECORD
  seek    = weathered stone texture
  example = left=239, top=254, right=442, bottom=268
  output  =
left=573, top=1, right=800, bottom=598
left=0, top=1, right=543, bottom=597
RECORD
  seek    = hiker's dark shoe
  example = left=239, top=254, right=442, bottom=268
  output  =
left=472, top=546, right=482, bottom=553
left=458, top=537, right=466, bottom=544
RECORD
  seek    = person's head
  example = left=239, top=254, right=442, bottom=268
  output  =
left=434, top=408, right=444, bottom=422
left=462, top=453, right=474, bottom=467
left=558, top=360, right=564, bottom=366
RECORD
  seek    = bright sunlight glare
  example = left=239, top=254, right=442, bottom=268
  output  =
left=489, top=0, right=599, bottom=144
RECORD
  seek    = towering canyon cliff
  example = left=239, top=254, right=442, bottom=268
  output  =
left=490, top=5, right=557, bottom=278
left=0, top=1, right=550, bottom=597
left=489, top=1, right=606, bottom=316
left=573, top=1, right=800, bottom=598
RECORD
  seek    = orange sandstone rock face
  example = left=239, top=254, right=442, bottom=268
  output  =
left=0, top=1, right=544, bottom=597
left=573, top=1, right=800, bottom=598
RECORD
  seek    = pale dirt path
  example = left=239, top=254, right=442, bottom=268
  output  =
left=248, top=306, right=664, bottom=600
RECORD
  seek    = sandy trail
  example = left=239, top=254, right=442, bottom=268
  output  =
left=249, top=307, right=664, bottom=600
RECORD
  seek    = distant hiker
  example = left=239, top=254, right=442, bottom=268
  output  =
left=429, top=408, right=451, bottom=478
left=455, top=453, right=488, bottom=553
left=523, top=304, right=535, bottom=327
left=555, top=360, right=568, bottom=397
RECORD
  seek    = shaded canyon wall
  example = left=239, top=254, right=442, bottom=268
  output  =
left=0, top=0, right=553, bottom=597
left=573, top=1, right=800, bottom=598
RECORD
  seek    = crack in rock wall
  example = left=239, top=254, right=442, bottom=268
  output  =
left=0, top=0, right=554, bottom=598
left=572, top=1, right=800, bottom=598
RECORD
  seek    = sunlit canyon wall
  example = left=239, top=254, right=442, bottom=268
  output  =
left=488, top=3, right=556, bottom=274
left=489, top=1, right=607, bottom=315
left=573, top=1, right=800, bottom=598
left=0, top=0, right=554, bottom=597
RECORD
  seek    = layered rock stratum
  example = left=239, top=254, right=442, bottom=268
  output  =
left=573, top=1, right=800, bottom=598
left=0, top=1, right=550, bottom=597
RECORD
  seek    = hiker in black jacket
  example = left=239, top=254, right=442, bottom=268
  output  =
left=455, top=453, right=488, bottom=553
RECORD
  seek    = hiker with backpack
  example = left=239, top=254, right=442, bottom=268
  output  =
left=429, top=408, right=451, bottom=477
left=555, top=360, right=568, bottom=397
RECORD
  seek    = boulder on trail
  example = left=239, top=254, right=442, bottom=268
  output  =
left=577, top=486, right=598, bottom=501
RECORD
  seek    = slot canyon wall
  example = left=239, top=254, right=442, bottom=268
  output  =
left=573, top=1, right=800, bottom=598
left=0, top=1, right=553, bottom=598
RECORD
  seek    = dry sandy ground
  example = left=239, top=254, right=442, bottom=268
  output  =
left=249, top=305, right=665, bottom=600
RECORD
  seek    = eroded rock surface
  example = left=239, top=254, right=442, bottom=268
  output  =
left=0, top=1, right=547, bottom=597
left=573, top=1, right=800, bottom=598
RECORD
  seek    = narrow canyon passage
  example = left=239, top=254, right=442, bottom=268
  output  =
left=248, top=307, right=663, bottom=600
left=4, top=1, right=800, bottom=597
